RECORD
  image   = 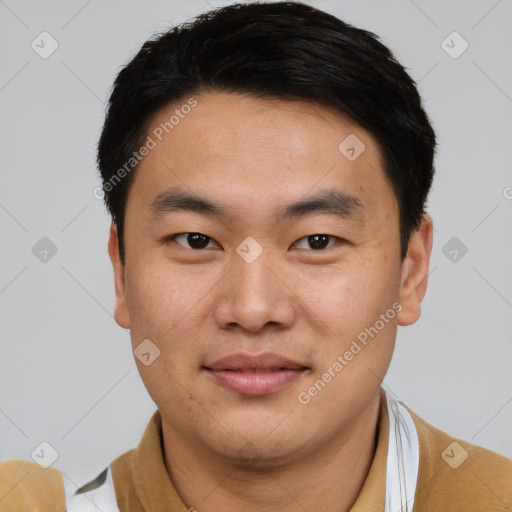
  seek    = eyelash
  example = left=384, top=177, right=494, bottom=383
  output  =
left=165, top=232, right=344, bottom=251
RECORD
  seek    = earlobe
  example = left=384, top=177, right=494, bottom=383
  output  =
left=397, top=214, right=434, bottom=326
left=108, top=224, right=131, bottom=329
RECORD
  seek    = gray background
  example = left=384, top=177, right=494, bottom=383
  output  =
left=1, top=0, right=511, bottom=487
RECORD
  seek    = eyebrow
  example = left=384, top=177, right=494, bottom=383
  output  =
left=149, top=187, right=364, bottom=223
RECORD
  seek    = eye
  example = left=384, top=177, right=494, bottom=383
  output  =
left=170, top=233, right=220, bottom=250
left=293, top=234, right=340, bottom=250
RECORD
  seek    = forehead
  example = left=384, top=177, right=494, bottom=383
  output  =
left=127, top=90, right=396, bottom=221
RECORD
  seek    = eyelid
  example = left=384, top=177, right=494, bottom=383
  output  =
left=166, top=233, right=221, bottom=249
left=292, top=234, right=341, bottom=250
left=163, top=233, right=345, bottom=251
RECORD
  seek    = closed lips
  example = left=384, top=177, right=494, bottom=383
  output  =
left=204, top=353, right=309, bottom=372
left=220, top=368, right=301, bottom=373
left=204, top=353, right=309, bottom=395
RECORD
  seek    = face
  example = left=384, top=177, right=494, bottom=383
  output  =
left=109, top=90, right=432, bottom=465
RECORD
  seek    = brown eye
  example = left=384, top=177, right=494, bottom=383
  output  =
left=173, top=233, right=219, bottom=249
left=294, top=234, right=337, bottom=250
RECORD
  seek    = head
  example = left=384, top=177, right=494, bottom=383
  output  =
left=100, top=2, right=435, bottom=466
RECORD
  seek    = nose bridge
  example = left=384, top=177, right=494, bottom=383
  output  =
left=213, top=239, right=295, bottom=332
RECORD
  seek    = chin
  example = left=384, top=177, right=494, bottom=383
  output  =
left=218, top=437, right=307, bottom=471
left=200, top=415, right=309, bottom=468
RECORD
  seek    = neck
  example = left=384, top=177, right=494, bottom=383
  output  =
left=162, top=391, right=381, bottom=512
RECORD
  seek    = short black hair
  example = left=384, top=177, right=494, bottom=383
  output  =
left=98, top=1, right=436, bottom=264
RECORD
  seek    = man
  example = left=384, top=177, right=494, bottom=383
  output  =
left=1, top=2, right=510, bottom=511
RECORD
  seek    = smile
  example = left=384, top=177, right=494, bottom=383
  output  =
left=204, top=352, right=309, bottom=396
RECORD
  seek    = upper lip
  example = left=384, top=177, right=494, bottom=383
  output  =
left=204, top=352, right=308, bottom=372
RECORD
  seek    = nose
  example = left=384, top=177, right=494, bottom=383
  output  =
left=212, top=246, right=296, bottom=333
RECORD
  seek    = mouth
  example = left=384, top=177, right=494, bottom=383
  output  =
left=203, top=353, right=309, bottom=396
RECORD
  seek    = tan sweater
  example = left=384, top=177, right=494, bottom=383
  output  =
left=1, top=392, right=511, bottom=511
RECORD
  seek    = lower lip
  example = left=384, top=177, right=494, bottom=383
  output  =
left=206, top=369, right=306, bottom=396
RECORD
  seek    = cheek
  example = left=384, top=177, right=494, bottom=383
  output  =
left=304, top=278, right=356, bottom=330
left=297, top=259, right=398, bottom=328
left=125, top=258, right=199, bottom=338
left=296, top=259, right=401, bottom=378
left=124, top=260, right=211, bottom=378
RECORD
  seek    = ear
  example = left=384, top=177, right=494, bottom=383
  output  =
left=108, top=224, right=131, bottom=329
left=397, top=214, right=434, bottom=326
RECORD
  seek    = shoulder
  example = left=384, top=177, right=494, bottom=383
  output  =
left=408, top=408, right=512, bottom=511
left=0, top=459, right=66, bottom=512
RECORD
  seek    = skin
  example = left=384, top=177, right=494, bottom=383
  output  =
left=108, top=90, right=433, bottom=512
